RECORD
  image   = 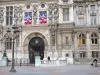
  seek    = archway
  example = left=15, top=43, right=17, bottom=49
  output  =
left=28, top=37, right=45, bottom=64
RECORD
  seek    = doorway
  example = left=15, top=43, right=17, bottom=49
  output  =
left=28, top=37, right=45, bottom=64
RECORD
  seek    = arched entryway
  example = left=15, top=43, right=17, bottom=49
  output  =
left=28, top=37, right=45, bottom=64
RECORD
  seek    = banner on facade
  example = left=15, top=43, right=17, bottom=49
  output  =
left=24, top=12, right=32, bottom=24
left=39, top=11, right=47, bottom=24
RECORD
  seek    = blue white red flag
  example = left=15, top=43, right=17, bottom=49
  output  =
left=24, top=12, right=32, bottom=24
left=39, top=11, right=47, bottom=24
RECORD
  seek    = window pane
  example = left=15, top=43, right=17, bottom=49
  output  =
left=6, top=6, right=13, bottom=25
left=6, top=7, right=9, bottom=11
left=78, top=18, right=84, bottom=25
left=90, top=15, right=96, bottom=25
left=83, top=52, right=86, bottom=58
left=78, top=6, right=83, bottom=11
left=6, top=16, right=9, bottom=25
left=80, top=53, right=82, bottom=58
left=10, top=16, right=13, bottom=25
left=10, top=11, right=13, bottom=15
left=91, top=5, right=95, bottom=11
left=63, top=8, right=69, bottom=21
left=6, top=12, right=9, bottom=15
left=91, top=39, right=94, bottom=44
left=10, top=6, right=13, bottom=10
left=95, top=38, right=97, bottom=44
left=82, top=39, right=85, bottom=44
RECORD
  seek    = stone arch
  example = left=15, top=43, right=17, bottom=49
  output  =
left=23, top=32, right=48, bottom=57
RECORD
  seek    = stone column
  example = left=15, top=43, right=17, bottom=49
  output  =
left=74, top=33, right=78, bottom=59
left=86, top=32, right=91, bottom=59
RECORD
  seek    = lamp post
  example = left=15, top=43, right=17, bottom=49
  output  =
left=6, top=25, right=20, bottom=72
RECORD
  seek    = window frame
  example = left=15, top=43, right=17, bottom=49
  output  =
left=79, top=33, right=86, bottom=46
left=6, top=6, right=13, bottom=25
left=92, top=51, right=99, bottom=58
left=6, top=38, right=12, bottom=50
left=63, top=8, right=69, bottom=21
left=91, top=33, right=98, bottom=45
left=79, top=51, right=86, bottom=58
left=90, top=14, right=96, bottom=25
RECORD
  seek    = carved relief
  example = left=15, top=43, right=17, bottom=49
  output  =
left=51, top=30, right=55, bottom=46
left=14, top=6, right=22, bottom=24
left=33, top=4, right=37, bottom=24
left=53, top=3, right=59, bottom=20
left=0, top=7, right=4, bottom=23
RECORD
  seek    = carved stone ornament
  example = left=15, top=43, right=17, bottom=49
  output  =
left=33, top=4, right=37, bottom=18
left=0, top=7, right=4, bottom=23
left=53, top=3, right=59, bottom=16
left=14, top=6, right=22, bottom=23
left=48, top=3, right=53, bottom=16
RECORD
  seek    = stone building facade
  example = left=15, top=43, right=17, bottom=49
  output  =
left=0, top=0, right=100, bottom=64
left=74, top=0, right=100, bottom=63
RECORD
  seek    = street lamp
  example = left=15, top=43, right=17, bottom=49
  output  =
left=7, top=25, right=20, bottom=72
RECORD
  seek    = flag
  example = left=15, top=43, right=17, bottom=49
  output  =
left=39, top=11, right=47, bottom=24
left=24, top=12, right=32, bottom=24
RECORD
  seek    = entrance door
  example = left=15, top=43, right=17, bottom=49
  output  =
left=28, top=37, right=45, bottom=64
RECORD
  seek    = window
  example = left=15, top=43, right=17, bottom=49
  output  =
left=65, top=37, right=69, bottom=44
left=65, top=54, right=69, bottom=57
left=6, top=6, right=13, bottom=25
left=79, top=51, right=86, bottom=58
left=79, top=34, right=86, bottom=45
left=92, top=51, right=99, bottom=58
left=90, top=14, right=96, bottom=25
left=78, top=17, right=84, bottom=25
left=78, top=6, right=83, bottom=12
left=6, top=38, right=12, bottom=49
left=63, top=8, right=69, bottom=21
left=90, top=5, right=95, bottom=11
left=91, top=33, right=98, bottom=44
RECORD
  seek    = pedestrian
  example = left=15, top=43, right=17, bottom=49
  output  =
left=48, top=56, right=51, bottom=63
left=91, top=58, right=98, bottom=67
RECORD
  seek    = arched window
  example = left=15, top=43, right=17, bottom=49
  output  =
left=6, top=38, right=12, bottom=49
left=91, top=33, right=98, bottom=44
left=79, top=33, right=86, bottom=45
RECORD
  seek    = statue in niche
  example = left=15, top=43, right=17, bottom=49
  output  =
left=52, top=31, right=55, bottom=46
left=33, top=5, right=37, bottom=24
left=48, top=3, right=53, bottom=16
left=53, top=3, right=58, bottom=16
left=14, top=6, right=22, bottom=24
left=54, top=6, right=58, bottom=15
left=53, top=4, right=59, bottom=22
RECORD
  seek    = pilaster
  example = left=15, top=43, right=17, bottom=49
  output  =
left=98, top=33, right=100, bottom=51
left=86, top=32, right=91, bottom=59
left=74, top=33, right=78, bottom=50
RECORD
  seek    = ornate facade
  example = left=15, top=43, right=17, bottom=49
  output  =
left=0, top=0, right=100, bottom=65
